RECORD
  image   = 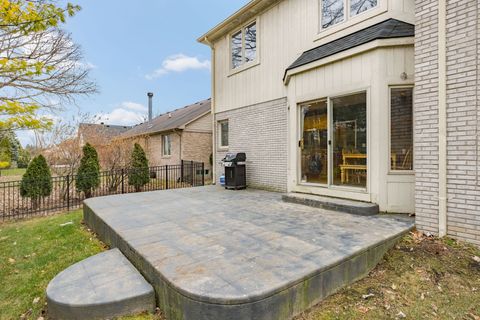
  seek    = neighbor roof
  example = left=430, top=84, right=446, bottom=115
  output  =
left=121, top=99, right=211, bottom=138
left=285, top=19, right=415, bottom=78
left=79, top=123, right=132, bottom=144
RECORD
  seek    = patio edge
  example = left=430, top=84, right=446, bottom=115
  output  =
left=84, top=202, right=412, bottom=320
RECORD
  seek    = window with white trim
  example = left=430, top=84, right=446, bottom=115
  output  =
left=390, top=87, right=413, bottom=171
left=162, top=134, right=171, bottom=156
left=219, top=120, right=229, bottom=148
left=231, top=21, right=257, bottom=69
left=321, top=0, right=378, bottom=29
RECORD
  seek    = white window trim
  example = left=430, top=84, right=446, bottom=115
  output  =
left=316, top=0, right=387, bottom=41
left=218, top=120, right=229, bottom=150
left=228, top=18, right=260, bottom=76
left=162, top=134, right=172, bottom=157
left=388, top=85, right=415, bottom=175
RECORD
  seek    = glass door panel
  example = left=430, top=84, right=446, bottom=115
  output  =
left=331, top=92, right=367, bottom=188
left=300, top=101, right=328, bottom=184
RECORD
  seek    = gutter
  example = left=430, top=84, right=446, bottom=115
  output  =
left=438, top=0, right=447, bottom=237
left=203, top=36, right=216, bottom=183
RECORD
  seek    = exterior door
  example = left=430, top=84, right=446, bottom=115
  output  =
left=331, top=92, right=367, bottom=188
left=300, top=100, right=328, bottom=184
left=299, top=92, right=367, bottom=189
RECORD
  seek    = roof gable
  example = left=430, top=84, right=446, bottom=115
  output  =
left=121, top=99, right=211, bottom=138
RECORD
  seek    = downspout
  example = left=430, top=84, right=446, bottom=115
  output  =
left=438, top=0, right=447, bottom=237
left=204, top=36, right=216, bottom=184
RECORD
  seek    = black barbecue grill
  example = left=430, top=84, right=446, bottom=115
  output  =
left=222, top=153, right=246, bottom=190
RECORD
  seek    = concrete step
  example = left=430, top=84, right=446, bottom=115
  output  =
left=282, top=192, right=379, bottom=216
left=47, top=249, right=155, bottom=320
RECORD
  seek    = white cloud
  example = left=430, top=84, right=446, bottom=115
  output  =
left=118, top=101, right=147, bottom=112
left=76, top=61, right=97, bottom=70
left=146, top=54, right=211, bottom=80
left=95, top=103, right=147, bottom=126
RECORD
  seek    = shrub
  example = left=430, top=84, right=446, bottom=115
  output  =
left=20, top=155, right=52, bottom=208
left=75, top=143, right=100, bottom=198
left=128, top=143, right=150, bottom=192
left=0, top=161, right=10, bottom=169
left=17, top=148, right=31, bottom=168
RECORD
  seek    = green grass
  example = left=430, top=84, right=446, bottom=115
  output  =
left=0, top=211, right=105, bottom=319
left=0, top=168, right=26, bottom=177
left=296, top=232, right=480, bottom=320
left=1, top=213, right=479, bottom=320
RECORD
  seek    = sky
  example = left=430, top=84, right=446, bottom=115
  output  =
left=17, top=0, right=250, bottom=146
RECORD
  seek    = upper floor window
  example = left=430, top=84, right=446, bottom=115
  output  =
left=321, top=0, right=378, bottom=29
left=350, top=0, right=378, bottom=17
left=231, top=21, right=257, bottom=69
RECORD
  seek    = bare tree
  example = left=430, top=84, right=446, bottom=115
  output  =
left=0, top=24, right=97, bottom=129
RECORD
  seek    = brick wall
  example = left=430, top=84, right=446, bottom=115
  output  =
left=415, top=0, right=480, bottom=245
left=215, top=98, right=288, bottom=192
left=414, top=0, right=440, bottom=234
left=444, top=0, right=480, bottom=245
left=182, top=131, right=213, bottom=174
left=145, top=133, right=181, bottom=167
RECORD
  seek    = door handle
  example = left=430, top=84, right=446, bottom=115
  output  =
left=299, top=139, right=304, bottom=149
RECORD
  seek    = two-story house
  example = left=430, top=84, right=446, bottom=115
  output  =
left=200, top=0, right=480, bottom=246
left=199, top=0, right=415, bottom=213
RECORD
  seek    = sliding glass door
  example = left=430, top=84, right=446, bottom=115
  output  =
left=300, top=100, right=328, bottom=184
left=299, top=92, right=367, bottom=189
left=331, top=92, right=367, bottom=188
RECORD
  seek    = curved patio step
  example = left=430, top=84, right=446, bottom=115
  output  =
left=47, top=248, right=155, bottom=320
left=282, top=192, right=379, bottom=216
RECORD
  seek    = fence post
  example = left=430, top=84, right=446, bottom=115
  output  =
left=121, top=169, right=125, bottom=194
left=190, top=161, right=194, bottom=185
left=66, top=175, right=70, bottom=211
left=201, top=162, right=205, bottom=186
left=181, top=160, right=184, bottom=183
left=165, top=165, right=169, bottom=190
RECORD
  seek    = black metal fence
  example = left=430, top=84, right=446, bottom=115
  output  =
left=0, top=161, right=205, bottom=221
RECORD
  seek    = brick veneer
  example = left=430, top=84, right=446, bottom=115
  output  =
left=415, top=0, right=480, bottom=245
left=215, top=98, right=288, bottom=192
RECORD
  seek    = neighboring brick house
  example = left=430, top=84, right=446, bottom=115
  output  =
left=199, top=0, right=480, bottom=245
left=120, top=99, right=212, bottom=175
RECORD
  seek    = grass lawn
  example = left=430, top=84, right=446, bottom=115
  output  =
left=0, top=168, right=26, bottom=177
left=0, top=211, right=105, bottom=319
left=1, top=212, right=479, bottom=320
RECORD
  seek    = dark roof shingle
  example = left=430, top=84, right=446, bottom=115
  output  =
left=121, top=99, right=211, bottom=138
left=285, top=19, right=415, bottom=78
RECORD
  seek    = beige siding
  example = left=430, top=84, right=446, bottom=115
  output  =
left=185, top=113, right=212, bottom=132
left=144, top=133, right=181, bottom=167
left=213, top=0, right=415, bottom=113
left=182, top=131, right=213, bottom=171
